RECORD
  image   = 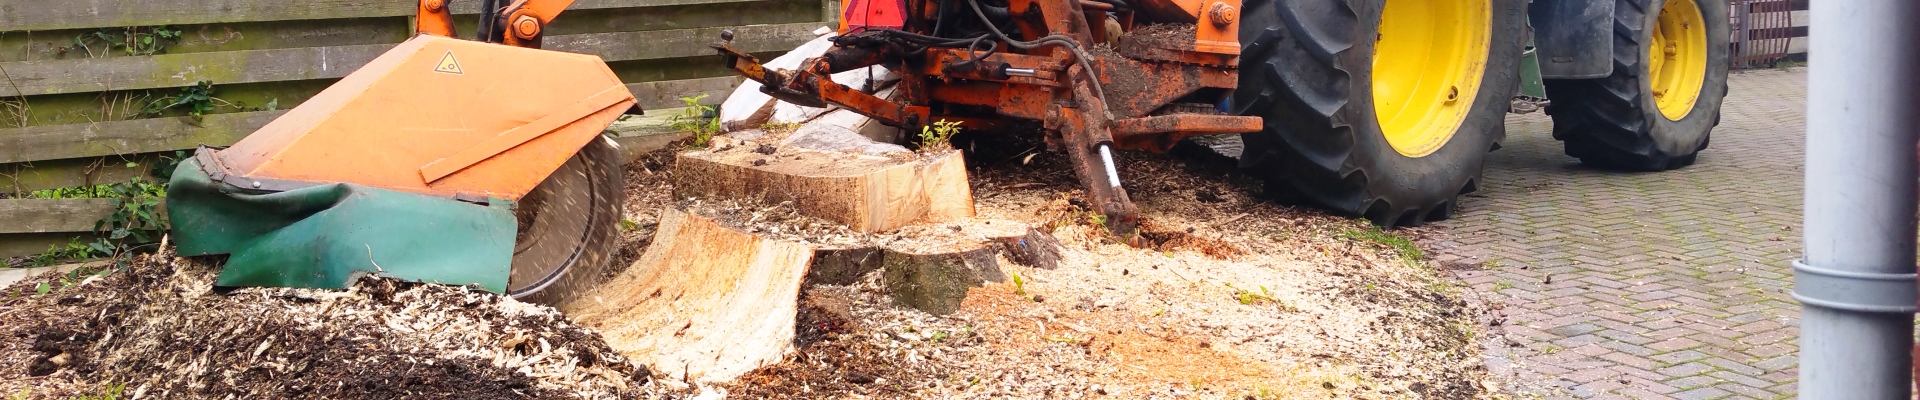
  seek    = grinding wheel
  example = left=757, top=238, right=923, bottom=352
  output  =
left=506, top=138, right=625, bottom=303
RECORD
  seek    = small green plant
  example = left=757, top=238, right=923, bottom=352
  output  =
left=1492, top=281, right=1514, bottom=291
left=95, top=178, right=169, bottom=245
left=27, top=177, right=170, bottom=266
left=917, top=119, right=962, bottom=151
left=1228, top=284, right=1275, bottom=305
left=142, top=81, right=234, bottom=120
left=670, top=94, right=721, bottom=148
left=32, top=238, right=109, bottom=267
left=73, top=383, right=127, bottom=400
left=66, top=26, right=183, bottom=57
left=29, top=184, right=115, bottom=199
left=1010, top=271, right=1026, bottom=296
left=1340, top=224, right=1423, bottom=265
left=760, top=121, right=801, bottom=133
left=1084, top=210, right=1107, bottom=227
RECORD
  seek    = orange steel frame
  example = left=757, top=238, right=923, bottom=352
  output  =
left=715, top=0, right=1261, bottom=237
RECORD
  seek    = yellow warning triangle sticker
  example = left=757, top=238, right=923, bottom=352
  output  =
left=434, top=51, right=463, bottom=74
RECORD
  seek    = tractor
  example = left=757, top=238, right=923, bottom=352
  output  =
left=716, top=0, right=1730, bottom=232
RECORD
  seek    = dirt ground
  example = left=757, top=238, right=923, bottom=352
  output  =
left=0, top=252, right=670, bottom=399
left=717, top=138, right=1500, bottom=399
left=0, top=140, right=1497, bottom=399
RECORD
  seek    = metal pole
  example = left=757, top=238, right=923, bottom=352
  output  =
left=1797, top=1, right=1920, bottom=398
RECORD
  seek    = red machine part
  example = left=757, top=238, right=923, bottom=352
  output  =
left=716, top=0, right=1260, bottom=238
left=840, top=0, right=909, bottom=34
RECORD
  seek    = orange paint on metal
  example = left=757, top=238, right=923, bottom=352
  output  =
left=216, top=35, right=634, bottom=200
left=416, top=0, right=455, bottom=37
left=1111, top=114, right=1263, bottom=151
left=419, top=85, right=633, bottom=183
left=1128, top=0, right=1242, bottom=54
left=500, top=0, right=577, bottom=47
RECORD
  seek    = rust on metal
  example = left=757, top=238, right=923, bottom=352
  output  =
left=713, top=0, right=1253, bottom=238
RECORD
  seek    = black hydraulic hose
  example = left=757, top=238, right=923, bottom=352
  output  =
left=477, top=0, right=502, bottom=42
left=963, top=0, right=1115, bottom=120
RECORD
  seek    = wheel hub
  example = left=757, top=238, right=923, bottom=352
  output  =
left=1371, top=0, right=1494, bottom=157
left=1649, top=0, right=1708, bottom=121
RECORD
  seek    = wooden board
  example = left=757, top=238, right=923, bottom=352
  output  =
left=2, top=0, right=761, bottom=32
left=0, top=22, right=821, bottom=97
left=562, top=208, right=813, bottom=383
left=0, top=198, right=117, bottom=234
left=674, top=147, right=974, bottom=233
left=0, top=111, right=284, bottom=164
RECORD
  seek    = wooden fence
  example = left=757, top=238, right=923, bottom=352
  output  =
left=0, top=0, right=835, bottom=257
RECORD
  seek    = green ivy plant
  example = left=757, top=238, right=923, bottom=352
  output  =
left=141, top=81, right=222, bottom=120
left=66, top=26, right=183, bottom=57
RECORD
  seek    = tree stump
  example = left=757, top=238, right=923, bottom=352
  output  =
left=674, top=146, right=973, bottom=233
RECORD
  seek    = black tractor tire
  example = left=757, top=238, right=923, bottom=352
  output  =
left=1232, top=0, right=1529, bottom=227
left=1543, top=0, right=1729, bottom=171
left=508, top=138, right=625, bottom=304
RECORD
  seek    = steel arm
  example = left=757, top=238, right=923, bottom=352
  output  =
left=500, top=0, right=578, bottom=47
left=416, top=0, right=457, bottom=37
left=414, top=0, right=577, bottom=48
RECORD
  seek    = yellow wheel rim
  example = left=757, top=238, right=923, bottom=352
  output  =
left=1649, top=0, right=1707, bottom=120
left=1372, top=0, right=1493, bottom=158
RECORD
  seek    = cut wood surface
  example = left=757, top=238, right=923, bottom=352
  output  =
left=674, top=146, right=973, bottom=233
left=561, top=208, right=813, bottom=383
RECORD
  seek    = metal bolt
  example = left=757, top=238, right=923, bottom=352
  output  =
left=251, top=181, right=261, bottom=188
left=512, top=16, right=541, bottom=40
left=720, top=29, right=736, bottom=42
left=1208, top=2, right=1238, bottom=27
left=423, top=0, right=445, bottom=12
left=1665, top=44, right=1678, bottom=56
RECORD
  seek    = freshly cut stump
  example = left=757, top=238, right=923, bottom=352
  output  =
left=675, top=146, right=973, bottom=233
left=562, top=208, right=813, bottom=383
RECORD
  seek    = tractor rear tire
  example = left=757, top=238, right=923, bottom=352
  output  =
left=1544, top=0, right=1729, bottom=171
left=508, top=138, right=626, bottom=304
left=1233, top=0, right=1528, bottom=227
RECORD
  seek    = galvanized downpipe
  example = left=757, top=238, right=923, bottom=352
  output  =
left=1796, top=1, right=1920, bottom=398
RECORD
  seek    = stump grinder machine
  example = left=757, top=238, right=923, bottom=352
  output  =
left=717, top=0, right=1729, bottom=234
left=167, top=0, right=1730, bottom=300
left=166, top=0, right=632, bottom=303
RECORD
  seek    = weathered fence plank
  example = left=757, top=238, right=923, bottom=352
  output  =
left=2, top=156, right=156, bottom=195
left=0, top=0, right=751, bottom=32
left=0, top=22, right=820, bottom=97
left=0, top=198, right=118, bottom=234
left=628, top=76, right=743, bottom=110
left=0, top=111, right=284, bottom=164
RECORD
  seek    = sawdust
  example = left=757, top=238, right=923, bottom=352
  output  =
left=1122, top=23, right=1198, bottom=51
left=0, top=251, right=678, bottom=399
left=712, top=148, right=1499, bottom=398
left=609, top=142, right=686, bottom=277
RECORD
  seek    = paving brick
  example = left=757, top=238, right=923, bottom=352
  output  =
left=1436, top=69, right=1806, bottom=398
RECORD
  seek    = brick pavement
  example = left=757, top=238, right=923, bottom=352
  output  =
left=1432, top=68, right=1807, bottom=399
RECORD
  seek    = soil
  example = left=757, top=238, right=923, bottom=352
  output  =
left=0, top=253, right=678, bottom=399
left=715, top=145, right=1501, bottom=398
left=1121, top=24, right=1198, bottom=52
left=0, top=133, right=1499, bottom=399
